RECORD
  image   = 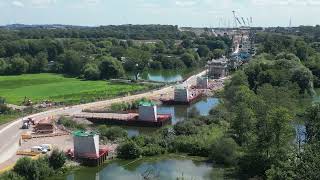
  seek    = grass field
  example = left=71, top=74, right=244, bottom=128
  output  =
left=0, top=73, right=149, bottom=105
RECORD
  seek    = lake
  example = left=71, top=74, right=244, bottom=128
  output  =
left=128, top=69, right=196, bottom=83
left=56, top=155, right=228, bottom=180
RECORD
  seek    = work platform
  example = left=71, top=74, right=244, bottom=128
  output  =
left=74, top=113, right=171, bottom=127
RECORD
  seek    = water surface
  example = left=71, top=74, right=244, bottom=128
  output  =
left=60, top=156, right=226, bottom=180
left=126, top=97, right=220, bottom=137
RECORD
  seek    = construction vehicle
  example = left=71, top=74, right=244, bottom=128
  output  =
left=21, top=118, right=35, bottom=129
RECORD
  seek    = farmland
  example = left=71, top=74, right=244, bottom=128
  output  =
left=0, top=73, right=149, bottom=105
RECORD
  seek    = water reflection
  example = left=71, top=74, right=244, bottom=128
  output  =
left=127, top=69, right=193, bottom=83
left=66, top=159, right=214, bottom=180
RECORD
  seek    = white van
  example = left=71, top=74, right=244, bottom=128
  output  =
left=40, top=144, right=52, bottom=151
left=31, top=146, right=47, bottom=154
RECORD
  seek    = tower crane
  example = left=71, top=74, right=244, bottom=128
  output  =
left=241, top=17, right=246, bottom=26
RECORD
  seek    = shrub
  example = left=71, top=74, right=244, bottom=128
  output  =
left=142, top=144, right=166, bottom=156
left=49, top=149, right=66, bottom=170
left=209, top=137, right=239, bottom=166
left=0, top=104, right=11, bottom=114
left=0, top=171, right=24, bottom=180
left=173, top=121, right=199, bottom=136
left=13, top=157, right=53, bottom=180
left=98, top=125, right=127, bottom=141
left=117, top=140, right=141, bottom=159
left=57, top=116, right=86, bottom=130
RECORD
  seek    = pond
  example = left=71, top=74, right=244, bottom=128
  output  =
left=126, top=97, right=220, bottom=137
left=57, top=156, right=228, bottom=180
left=127, top=69, right=196, bottom=83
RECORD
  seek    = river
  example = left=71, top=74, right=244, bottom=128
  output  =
left=57, top=72, right=221, bottom=180
left=127, top=69, right=196, bottom=83
left=55, top=155, right=228, bottom=180
left=126, top=97, right=220, bottom=137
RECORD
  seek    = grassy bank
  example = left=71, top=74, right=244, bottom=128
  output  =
left=0, top=73, right=149, bottom=105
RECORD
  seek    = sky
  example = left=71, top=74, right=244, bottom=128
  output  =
left=0, top=0, right=319, bottom=27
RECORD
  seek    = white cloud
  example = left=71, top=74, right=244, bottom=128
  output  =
left=175, top=0, right=198, bottom=7
left=12, top=1, right=24, bottom=7
left=30, top=0, right=57, bottom=7
left=251, top=0, right=320, bottom=6
left=84, top=0, right=101, bottom=5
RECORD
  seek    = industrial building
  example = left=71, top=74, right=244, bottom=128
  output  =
left=208, top=57, right=229, bottom=79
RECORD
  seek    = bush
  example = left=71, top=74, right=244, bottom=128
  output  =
left=142, top=144, right=166, bottom=156
left=209, top=137, right=239, bottom=166
left=174, top=121, right=199, bottom=136
left=149, top=61, right=162, bottom=69
left=0, top=171, right=24, bottom=180
left=170, top=135, right=209, bottom=156
left=82, top=63, right=101, bottom=80
left=98, top=125, right=127, bottom=141
left=49, top=149, right=66, bottom=170
left=0, top=104, right=11, bottom=114
left=57, top=116, right=86, bottom=130
left=13, top=157, right=53, bottom=180
left=117, top=140, right=141, bottom=159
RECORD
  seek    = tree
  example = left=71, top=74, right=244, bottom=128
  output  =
left=197, top=45, right=210, bottom=57
left=117, top=140, right=141, bottom=159
left=62, top=50, right=84, bottom=76
left=49, top=149, right=66, bottom=170
left=9, top=56, right=29, bottom=75
left=181, top=39, right=192, bottom=48
left=304, top=103, right=320, bottom=143
left=82, top=63, right=100, bottom=80
left=0, top=58, right=7, bottom=75
left=99, top=56, right=125, bottom=79
left=291, top=67, right=314, bottom=94
left=13, top=157, right=40, bottom=180
left=212, top=49, right=225, bottom=59
left=181, top=53, right=196, bottom=68
left=209, top=137, right=239, bottom=166
left=154, top=41, right=166, bottom=53
left=35, top=52, right=48, bottom=72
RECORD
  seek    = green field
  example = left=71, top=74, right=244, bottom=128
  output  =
left=0, top=73, right=148, bottom=105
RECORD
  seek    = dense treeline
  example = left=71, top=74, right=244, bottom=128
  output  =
left=0, top=25, right=231, bottom=80
left=0, top=25, right=192, bottom=40
left=256, top=31, right=320, bottom=88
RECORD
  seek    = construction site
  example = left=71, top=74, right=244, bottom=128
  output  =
left=0, top=66, right=229, bottom=170
left=0, top=13, right=254, bottom=170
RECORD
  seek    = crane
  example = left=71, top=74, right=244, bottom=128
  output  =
left=236, top=17, right=242, bottom=26
left=241, top=17, right=246, bottom=26
left=232, top=10, right=237, bottom=28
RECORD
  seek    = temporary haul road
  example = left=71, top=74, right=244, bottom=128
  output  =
left=0, top=70, right=209, bottom=169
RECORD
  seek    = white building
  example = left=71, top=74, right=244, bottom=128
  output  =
left=73, top=131, right=99, bottom=158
